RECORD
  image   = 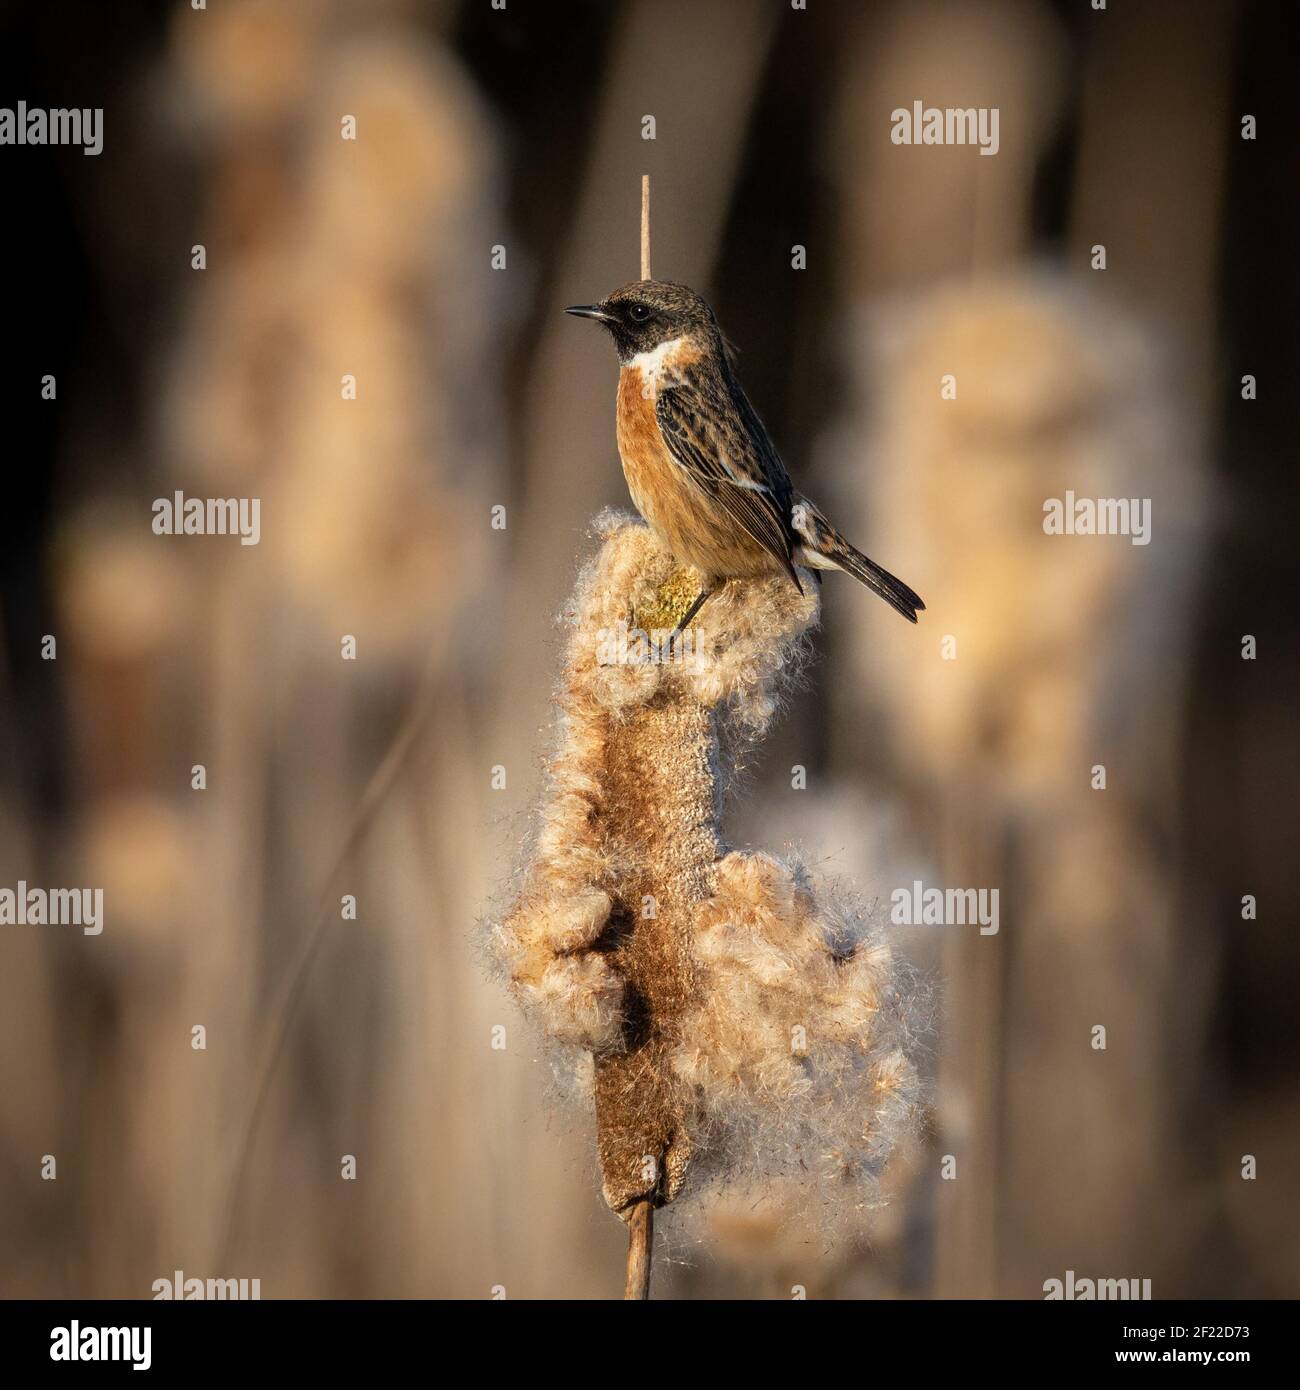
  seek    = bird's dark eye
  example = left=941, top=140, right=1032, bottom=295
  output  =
left=628, top=303, right=651, bottom=322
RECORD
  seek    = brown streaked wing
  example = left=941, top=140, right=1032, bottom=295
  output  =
left=654, top=365, right=799, bottom=587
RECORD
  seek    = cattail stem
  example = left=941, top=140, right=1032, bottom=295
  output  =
left=640, top=174, right=651, bottom=280
left=624, top=1198, right=654, bottom=1300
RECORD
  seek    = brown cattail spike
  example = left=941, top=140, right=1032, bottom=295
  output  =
left=493, top=514, right=921, bottom=1290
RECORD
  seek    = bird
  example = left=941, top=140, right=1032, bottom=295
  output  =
left=565, top=280, right=924, bottom=636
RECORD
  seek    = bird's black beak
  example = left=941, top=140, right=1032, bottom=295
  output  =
left=564, top=303, right=617, bottom=324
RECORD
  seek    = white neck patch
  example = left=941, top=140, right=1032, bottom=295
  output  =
left=624, top=336, right=689, bottom=398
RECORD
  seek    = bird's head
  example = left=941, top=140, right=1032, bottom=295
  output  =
left=565, top=280, right=721, bottom=364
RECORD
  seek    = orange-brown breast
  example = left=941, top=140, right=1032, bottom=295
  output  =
left=615, top=367, right=662, bottom=514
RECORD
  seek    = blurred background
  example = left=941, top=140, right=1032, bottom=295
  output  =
left=1, top=0, right=1296, bottom=1299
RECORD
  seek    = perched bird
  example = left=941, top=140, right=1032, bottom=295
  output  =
left=565, top=280, right=924, bottom=632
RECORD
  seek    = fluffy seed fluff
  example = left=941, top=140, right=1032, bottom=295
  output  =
left=493, top=513, right=922, bottom=1222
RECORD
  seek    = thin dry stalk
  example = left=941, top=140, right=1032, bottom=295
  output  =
left=640, top=173, right=651, bottom=280
left=624, top=1198, right=654, bottom=1300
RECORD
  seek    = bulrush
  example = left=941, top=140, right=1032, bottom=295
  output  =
left=493, top=512, right=922, bottom=1296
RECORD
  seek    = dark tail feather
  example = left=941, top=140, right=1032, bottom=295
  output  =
left=791, top=496, right=924, bottom=622
left=828, top=541, right=925, bottom=624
